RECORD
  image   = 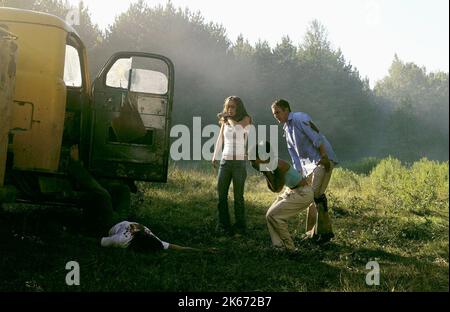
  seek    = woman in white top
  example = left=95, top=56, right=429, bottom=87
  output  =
left=212, top=96, right=252, bottom=235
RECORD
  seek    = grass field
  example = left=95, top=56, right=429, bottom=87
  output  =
left=0, top=157, right=448, bottom=292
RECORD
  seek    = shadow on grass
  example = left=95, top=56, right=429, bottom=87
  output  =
left=1, top=192, right=448, bottom=291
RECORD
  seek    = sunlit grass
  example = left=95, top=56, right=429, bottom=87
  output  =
left=0, top=158, right=448, bottom=291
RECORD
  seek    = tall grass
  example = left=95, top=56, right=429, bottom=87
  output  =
left=0, top=158, right=448, bottom=291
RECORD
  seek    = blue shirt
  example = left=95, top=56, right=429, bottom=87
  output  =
left=283, top=112, right=337, bottom=177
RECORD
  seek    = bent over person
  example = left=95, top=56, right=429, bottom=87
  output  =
left=250, top=141, right=314, bottom=251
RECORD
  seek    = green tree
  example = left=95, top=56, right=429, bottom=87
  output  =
left=375, top=55, right=449, bottom=160
left=232, top=34, right=255, bottom=59
left=294, top=20, right=377, bottom=160
left=101, top=0, right=233, bottom=124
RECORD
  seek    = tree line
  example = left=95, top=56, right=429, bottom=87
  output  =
left=2, top=0, right=448, bottom=162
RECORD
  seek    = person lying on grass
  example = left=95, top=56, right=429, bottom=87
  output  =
left=101, top=221, right=217, bottom=253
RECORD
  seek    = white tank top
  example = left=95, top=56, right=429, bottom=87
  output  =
left=222, top=124, right=249, bottom=160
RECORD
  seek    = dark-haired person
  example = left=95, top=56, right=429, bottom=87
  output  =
left=271, top=99, right=337, bottom=243
left=249, top=141, right=314, bottom=252
left=212, top=96, right=252, bottom=235
left=101, top=221, right=203, bottom=252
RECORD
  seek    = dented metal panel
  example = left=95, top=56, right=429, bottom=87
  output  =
left=89, top=52, right=174, bottom=182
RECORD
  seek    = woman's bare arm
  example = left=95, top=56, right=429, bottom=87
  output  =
left=168, top=244, right=218, bottom=253
left=212, top=123, right=225, bottom=167
left=168, top=244, right=199, bottom=251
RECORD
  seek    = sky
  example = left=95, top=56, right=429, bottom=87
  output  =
left=67, top=0, right=449, bottom=87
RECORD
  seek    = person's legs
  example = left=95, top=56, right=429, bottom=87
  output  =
left=314, top=164, right=334, bottom=236
left=68, top=161, right=113, bottom=235
left=266, top=186, right=314, bottom=250
left=305, top=204, right=317, bottom=236
left=100, top=180, right=131, bottom=212
left=232, top=160, right=247, bottom=231
left=217, top=160, right=233, bottom=231
left=79, top=187, right=113, bottom=236
left=305, top=164, right=334, bottom=237
left=316, top=165, right=333, bottom=197
left=266, top=195, right=285, bottom=248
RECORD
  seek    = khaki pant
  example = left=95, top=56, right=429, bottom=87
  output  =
left=305, top=163, right=334, bottom=237
left=266, top=186, right=314, bottom=250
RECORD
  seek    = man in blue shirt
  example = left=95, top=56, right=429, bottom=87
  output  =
left=271, top=99, right=337, bottom=243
